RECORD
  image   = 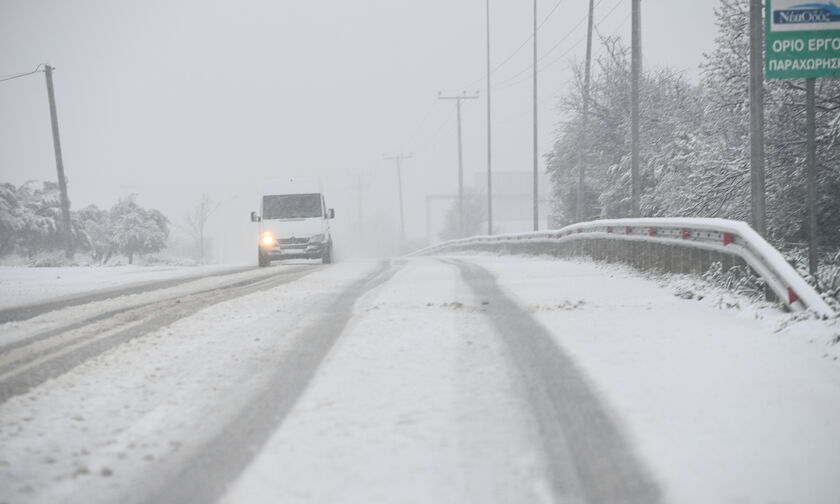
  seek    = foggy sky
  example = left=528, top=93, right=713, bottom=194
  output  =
left=0, top=0, right=716, bottom=260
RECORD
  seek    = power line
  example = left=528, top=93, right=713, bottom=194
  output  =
left=494, top=9, right=630, bottom=124
left=496, top=0, right=618, bottom=90
left=539, top=0, right=608, bottom=66
left=0, top=64, right=44, bottom=83
left=498, top=0, right=625, bottom=93
left=413, top=104, right=457, bottom=153
left=461, top=0, right=569, bottom=90
left=405, top=98, right=438, bottom=149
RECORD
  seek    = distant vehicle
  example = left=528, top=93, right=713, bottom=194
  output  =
left=250, top=178, right=335, bottom=266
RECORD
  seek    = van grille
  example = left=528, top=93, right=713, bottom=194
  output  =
left=279, top=237, right=309, bottom=245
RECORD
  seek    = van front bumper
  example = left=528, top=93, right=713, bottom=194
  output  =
left=260, top=240, right=326, bottom=260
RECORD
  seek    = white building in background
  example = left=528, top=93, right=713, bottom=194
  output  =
left=473, top=171, right=551, bottom=234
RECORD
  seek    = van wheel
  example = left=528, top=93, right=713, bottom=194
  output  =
left=258, top=248, right=270, bottom=267
left=321, top=242, right=333, bottom=265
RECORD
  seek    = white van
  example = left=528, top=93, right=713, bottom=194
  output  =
left=250, top=178, right=335, bottom=266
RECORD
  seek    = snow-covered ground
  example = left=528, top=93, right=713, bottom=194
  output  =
left=0, top=264, right=246, bottom=309
left=226, top=256, right=840, bottom=504
left=470, top=255, right=840, bottom=504
left=0, top=261, right=378, bottom=504
left=1, top=255, right=839, bottom=503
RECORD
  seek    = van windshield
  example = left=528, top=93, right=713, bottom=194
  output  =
left=263, top=193, right=322, bottom=219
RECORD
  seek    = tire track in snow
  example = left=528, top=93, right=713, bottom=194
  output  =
left=453, top=259, right=663, bottom=504
left=0, top=265, right=308, bottom=356
left=142, top=260, right=402, bottom=504
left=0, top=265, right=320, bottom=404
left=0, top=265, right=254, bottom=324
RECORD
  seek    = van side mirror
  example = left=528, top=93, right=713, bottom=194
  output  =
left=327, top=208, right=335, bottom=219
left=250, top=211, right=261, bottom=222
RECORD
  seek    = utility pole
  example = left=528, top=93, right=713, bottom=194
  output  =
left=532, top=0, right=540, bottom=231
left=578, top=0, right=595, bottom=223
left=438, top=91, right=479, bottom=237
left=749, top=0, right=767, bottom=236
left=486, top=0, right=494, bottom=236
left=44, top=64, right=73, bottom=257
left=383, top=153, right=412, bottom=245
left=630, top=0, right=641, bottom=218
left=806, top=78, right=818, bottom=277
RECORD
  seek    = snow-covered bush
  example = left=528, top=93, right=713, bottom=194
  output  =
left=781, top=247, right=840, bottom=312
left=701, top=262, right=767, bottom=303
left=28, top=251, right=79, bottom=268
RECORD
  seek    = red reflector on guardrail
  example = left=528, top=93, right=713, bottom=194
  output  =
left=648, top=227, right=657, bottom=236
left=723, top=233, right=734, bottom=246
left=788, top=288, right=800, bottom=305
left=681, top=229, right=690, bottom=239
left=607, top=227, right=613, bottom=233
left=625, top=226, right=632, bottom=234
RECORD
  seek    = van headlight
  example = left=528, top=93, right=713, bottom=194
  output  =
left=309, top=234, right=325, bottom=243
left=261, top=233, right=275, bottom=246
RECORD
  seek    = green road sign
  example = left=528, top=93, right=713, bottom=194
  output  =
left=766, top=0, right=840, bottom=79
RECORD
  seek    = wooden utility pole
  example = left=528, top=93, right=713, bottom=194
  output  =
left=749, top=0, right=767, bottom=236
left=438, top=92, right=479, bottom=237
left=44, top=64, right=73, bottom=257
left=630, top=0, right=641, bottom=218
left=383, top=153, right=412, bottom=244
left=578, top=0, right=595, bottom=223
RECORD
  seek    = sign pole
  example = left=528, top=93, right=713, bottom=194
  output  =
left=750, top=0, right=767, bottom=236
left=806, top=77, right=818, bottom=277
left=766, top=0, right=840, bottom=279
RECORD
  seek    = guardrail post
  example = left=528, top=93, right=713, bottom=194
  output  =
left=765, top=284, right=778, bottom=304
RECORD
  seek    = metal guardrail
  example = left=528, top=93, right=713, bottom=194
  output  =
left=415, top=217, right=835, bottom=317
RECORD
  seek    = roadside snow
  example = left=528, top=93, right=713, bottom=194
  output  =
left=0, top=264, right=244, bottom=309
left=471, top=254, right=840, bottom=504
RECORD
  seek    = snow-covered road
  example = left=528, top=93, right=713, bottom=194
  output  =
left=1, top=256, right=839, bottom=504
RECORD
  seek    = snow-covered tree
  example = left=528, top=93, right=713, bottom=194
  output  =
left=546, top=37, right=702, bottom=225
left=111, top=195, right=169, bottom=264
left=0, top=181, right=64, bottom=257
left=0, top=183, right=29, bottom=256
left=76, top=205, right=116, bottom=264
left=546, top=0, right=840, bottom=251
